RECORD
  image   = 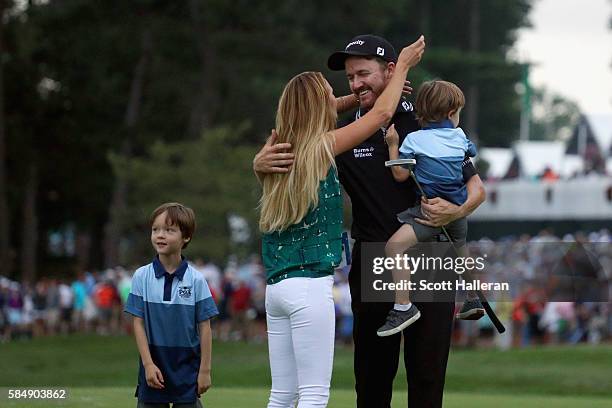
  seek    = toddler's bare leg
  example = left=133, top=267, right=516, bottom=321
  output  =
left=385, top=224, right=419, bottom=305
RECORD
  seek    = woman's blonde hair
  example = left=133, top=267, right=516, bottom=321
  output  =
left=259, top=72, right=337, bottom=233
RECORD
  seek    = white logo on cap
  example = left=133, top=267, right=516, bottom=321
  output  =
left=402, top=101, right=413, bottom=112
left=346, top=40, right=365, bottom=49
left=376, top=47, right=385, bottom=56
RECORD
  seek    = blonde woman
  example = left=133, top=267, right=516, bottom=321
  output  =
left=258, top=36, right=425, bottom=408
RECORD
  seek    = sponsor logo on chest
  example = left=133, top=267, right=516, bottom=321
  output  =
left=353, top=146, right=375, bottom=158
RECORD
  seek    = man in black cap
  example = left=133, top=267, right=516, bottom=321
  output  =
left=254, top=34, right=485, bottom=408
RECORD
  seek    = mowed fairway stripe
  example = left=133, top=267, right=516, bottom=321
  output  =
left=2, top=387, right=612, bottom=408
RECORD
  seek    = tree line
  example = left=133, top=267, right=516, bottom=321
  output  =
left=1, top=0, right=554, bottom=281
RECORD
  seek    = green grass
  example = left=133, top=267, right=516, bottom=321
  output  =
left=1, top=334, right=611, bottom=407
left=2, top=388, right=612, bottom=408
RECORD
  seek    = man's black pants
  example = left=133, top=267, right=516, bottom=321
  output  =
left=349, top=240, right=455, bottom=408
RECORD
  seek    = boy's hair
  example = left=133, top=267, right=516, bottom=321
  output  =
left=415, top=80, right=465, bottom=127
left=149, top=202, right=196, bottom=249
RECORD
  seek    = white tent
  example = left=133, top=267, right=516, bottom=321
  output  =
left=559, top=154, right=583, bottom=178
left=586, top=114, right=612, bottom=156
left=479, top=147, right=513, bottom=178
left=513, top=140, right=565, bottom=178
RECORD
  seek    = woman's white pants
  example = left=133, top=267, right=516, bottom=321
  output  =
left=266, top=275, right=335, bottom=408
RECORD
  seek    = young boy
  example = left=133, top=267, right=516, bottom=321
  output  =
left=377, top=80, right=484, bottom=337
left=124, top=202, right=218, bottom=407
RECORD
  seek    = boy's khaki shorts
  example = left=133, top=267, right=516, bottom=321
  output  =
left=396, top=205, right=467, bottom=247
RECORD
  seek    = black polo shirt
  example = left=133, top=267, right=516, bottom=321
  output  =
left=335, top=97, right=477, bottom=242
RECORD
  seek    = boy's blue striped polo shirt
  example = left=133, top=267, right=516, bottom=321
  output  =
left=399, top=120, right=477, bottom=205
left=124, top=257, right=218, bottom=404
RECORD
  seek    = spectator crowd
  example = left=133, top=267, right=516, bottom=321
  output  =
left=1, top=229, right=610, bottom=349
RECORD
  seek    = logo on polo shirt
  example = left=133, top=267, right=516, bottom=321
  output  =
left=178, top=286, right=192, bottom=299
left=353, top=146, right=375, bottom=158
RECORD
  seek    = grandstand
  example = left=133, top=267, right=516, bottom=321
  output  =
left=472, top=114, right=612, bottom=238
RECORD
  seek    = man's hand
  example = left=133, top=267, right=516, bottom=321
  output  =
left=416, top=174, right=486, bottom=227
left=144, top=363, right=165, bottom=389
left=253, top=129, right=294, bottom=174
left=197, top=371, right=212, bottom=396
left=415, top=196, right=463, bottom=227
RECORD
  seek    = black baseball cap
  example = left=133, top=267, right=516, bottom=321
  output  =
left=327, top=34, right=397, bottom=71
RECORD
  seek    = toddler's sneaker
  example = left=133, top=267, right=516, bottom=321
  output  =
left=456, top=298, right=485, bottom=320
left=377, top=304, right=421, bottom=337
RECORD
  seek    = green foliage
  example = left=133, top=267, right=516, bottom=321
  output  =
left=420, top=48, right=523, bottom=146
left=475, top=157, right=491, bottom=179
left=530, top=87, right=582, bottom=141
left=2, top=0, right=540, bottom=274
left=110, top=125, right=259, bottom=264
